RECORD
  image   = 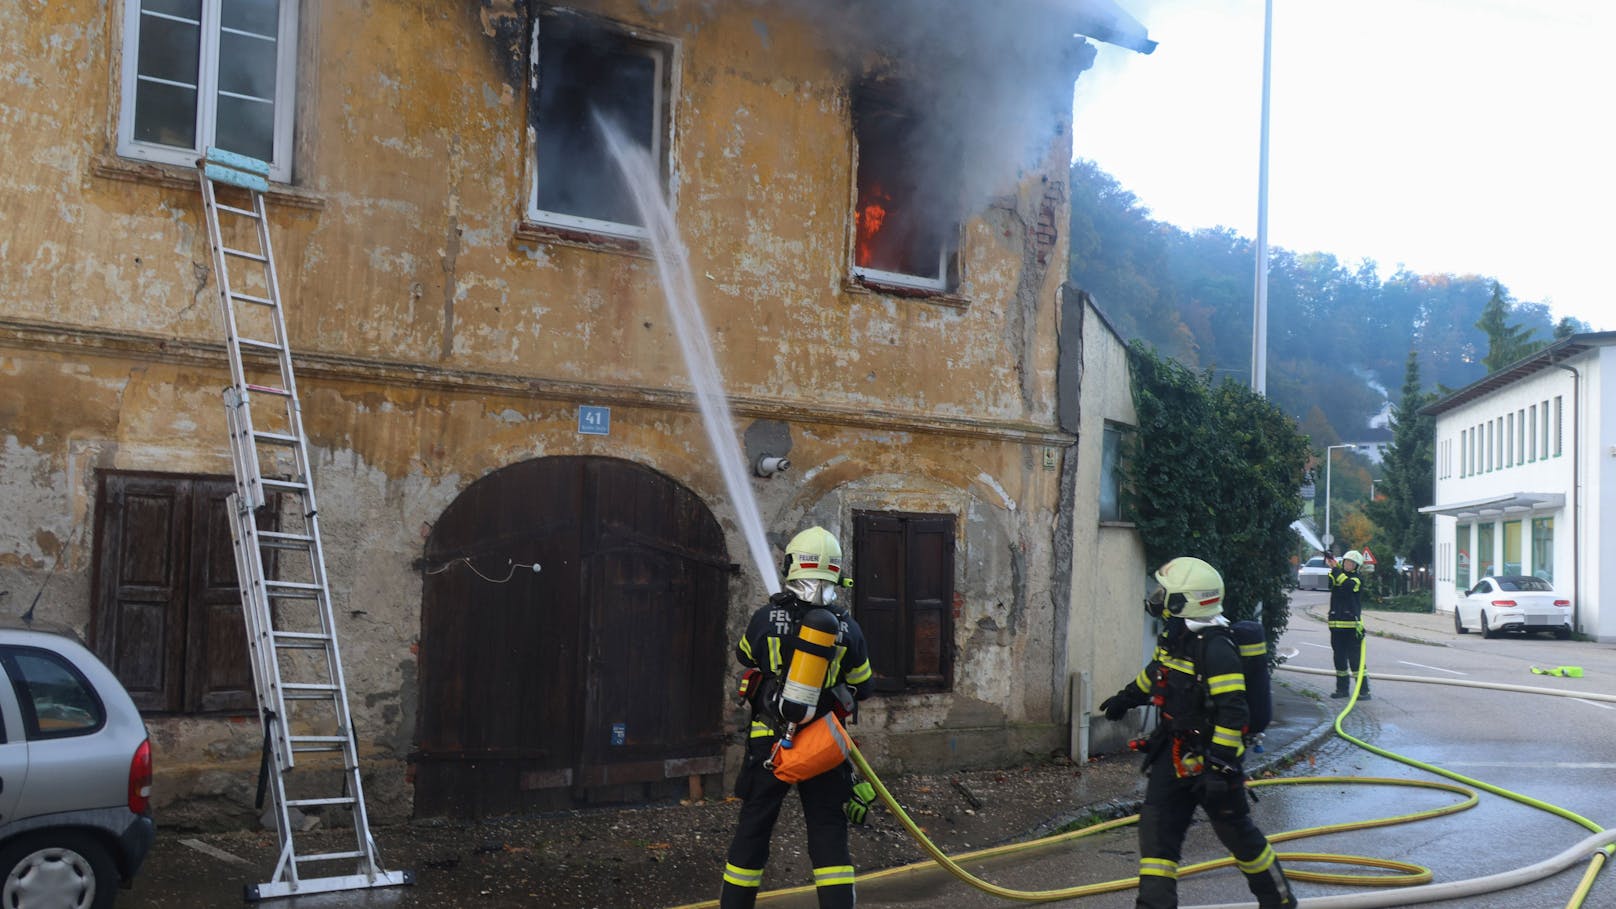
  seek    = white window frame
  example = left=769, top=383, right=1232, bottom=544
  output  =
left=117, top=0, right=299, bottom=182
left=525, top=14, right=671, bottom=243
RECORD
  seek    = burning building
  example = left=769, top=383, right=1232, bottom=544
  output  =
left=0, top=0, right=1153, bottom=824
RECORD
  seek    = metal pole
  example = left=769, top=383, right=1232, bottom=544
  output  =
left=1324, top=449, right=1332, bottom=552
left=1250, top=0, right=1273, bottom=395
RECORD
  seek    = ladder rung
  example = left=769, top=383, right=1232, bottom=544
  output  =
left=257, top=531, right=314, bottom=550
left=265, top=580, right=322, bottom=591
left=253, top=430, right=300, bottom=445
left=295, top=851, right=365, bottom=864
left=274, top=631, right=333, bottom=649
left=216, top=202, right=261, bottom=220
left=284, top=797, right=356, bottom=808
left=259, top=478, right=309, bottom=492
left=235, top=337, right=284, bottom=352
left=281, top=682, right=339, bottom=693
left=222, top=246, right=268, bottom=262
left=290, top=737, right=348, bottom=752
left=245, top=383, right=290, bottom=396
left=230, top=290, right=274, bottom=306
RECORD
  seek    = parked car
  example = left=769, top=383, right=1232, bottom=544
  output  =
left=1454, top=575, right=1573, bottom=639
left=0, top=625, right=153, bottom=908
left=1296, top=556, right=1331, bottom=590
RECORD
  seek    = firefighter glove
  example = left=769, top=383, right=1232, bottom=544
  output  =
left=845, top=779, right=876, bottom=825
left=736, top=668, right=763, bottom=705
left=1099, top=694, right=1132, bottom=721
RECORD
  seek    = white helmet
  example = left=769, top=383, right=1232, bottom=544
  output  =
left=783, top=526, right=842, bottom=583
left=1341, top=550, right=1363, bottom=569
left=1145, top=557, right=1225, bottom=620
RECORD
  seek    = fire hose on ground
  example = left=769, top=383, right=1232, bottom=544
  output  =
left=670, top=635, right=1613, bottom=908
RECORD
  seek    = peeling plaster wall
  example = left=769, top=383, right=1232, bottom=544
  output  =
left=1, top=0, right=1083, bottom=822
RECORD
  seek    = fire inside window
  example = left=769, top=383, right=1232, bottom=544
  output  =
left=530, top=12, right=667, bottom=240
left=852, top=84, right=959, bottom=292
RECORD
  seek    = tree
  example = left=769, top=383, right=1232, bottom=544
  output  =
left=1124, top=344, right=1312, bottom=647
left=1555, top=316, right=1591, bottom=340
left=1364, top=350, right=1436, bottom=565
left=1475, top=282, right=1544, bottom=372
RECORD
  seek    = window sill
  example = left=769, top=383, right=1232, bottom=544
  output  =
left=91, top=155, right=326, bottom=210
left=514, top=219, right=652, bottom=258
left=1099, top=520, right=1137, bottom=529
left=843, top=277, right=969, bottom=309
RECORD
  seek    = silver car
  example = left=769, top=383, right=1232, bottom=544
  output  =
left=0, top=625, right=154, bottom=908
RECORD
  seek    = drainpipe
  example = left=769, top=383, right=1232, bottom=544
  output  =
left=1554, top=362, right=1580, bottom=634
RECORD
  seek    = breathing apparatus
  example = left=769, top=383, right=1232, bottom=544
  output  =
left=771, top=527, right=849, bottom=750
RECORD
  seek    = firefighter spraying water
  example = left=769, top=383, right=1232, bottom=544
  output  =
left=719, top=527, right=874, bottom=909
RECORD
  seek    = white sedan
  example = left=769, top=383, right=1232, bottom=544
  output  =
left=1296, top=556, right=1331, bottom=590
left=1454, top=575, right=1572, bottom=639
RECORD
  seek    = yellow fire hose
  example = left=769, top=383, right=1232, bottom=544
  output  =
left=671, top=635, right=1611, bottom=908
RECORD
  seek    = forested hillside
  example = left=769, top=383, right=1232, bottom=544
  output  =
left=1066, top=159, right=1587, bottom=447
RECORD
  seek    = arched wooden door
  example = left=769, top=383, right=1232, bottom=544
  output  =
left=413, top=456, right=731, bottom=818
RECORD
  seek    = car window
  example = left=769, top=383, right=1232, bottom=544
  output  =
left=1506, top=577, right=1552, bottom=592
left=3, top=647, right=106, bottom=739
left=1305, top=558, right=1326, bottom=568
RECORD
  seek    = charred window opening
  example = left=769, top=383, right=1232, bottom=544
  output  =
left=851, top=81, right=960, bottom=292
left=529, top=10, right=671, bottom=240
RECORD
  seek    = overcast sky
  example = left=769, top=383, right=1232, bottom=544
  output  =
left=1071, top=0, right=1609, bottom=331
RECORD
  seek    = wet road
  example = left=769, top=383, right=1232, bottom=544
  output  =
left=846, top=592, right=1616, bottom=908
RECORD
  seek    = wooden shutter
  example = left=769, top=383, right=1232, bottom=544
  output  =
left=905, top=516, right=953, bottom=689
left=186, top=481, right=254, bottom=713
left=92, top=474, right=188, bottom=712
left=853, top=514, right=906, bottom=693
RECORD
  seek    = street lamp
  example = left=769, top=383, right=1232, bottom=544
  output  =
left=1323, top=443, right=1360, bottom=553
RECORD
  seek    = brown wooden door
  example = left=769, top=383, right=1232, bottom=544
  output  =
left=90, top=472, right=254, bottom=714
left=414, top=457, right=729, bottom=818
left=853, top=511, right=955, bottom=693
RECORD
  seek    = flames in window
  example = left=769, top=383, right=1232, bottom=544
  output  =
left=852, top=81, right=957, bottom=284
left=854, top=184, right=890, bottom=268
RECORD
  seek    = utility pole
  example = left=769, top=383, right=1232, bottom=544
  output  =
left=1250, top=0, right=1273, bottom=395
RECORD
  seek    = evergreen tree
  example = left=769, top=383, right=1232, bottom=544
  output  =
left=1555, top=316, right=1591, bottom=340
left=1475, top=282, right=1543, bottom=372
left=1364, top=351, right=1436, bottom=566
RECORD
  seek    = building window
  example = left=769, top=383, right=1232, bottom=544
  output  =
left=849, top=80, right=960, bottom=292
left=1506, top=412, right=1514, bottom=467
left=117, top=0, right=298, bottom=182
left=527, top=9, right=672, bottom=241
left=1516, top=408, right=1525, bottom=465
left=1476, top=522, right=1496, bottom=578
left=1529, top=404, right=1538, bottom=461
left=1503, top=520, right=1523, bottom=575
left=1531, top=517, right=1553, bottom=582
left=1541, top=399, right=1551, bottom=457
left=90, top=471, right=256, bottom=714
left=852, top=512, right=955, bottom=693
left=1485, top=421, right=1494, bottom=472
left=1099, top=424, right=1128, bottom=523
left=1455, top=528, right=1470, bottom=589
left=1553, top=395, right=1563, bottom=456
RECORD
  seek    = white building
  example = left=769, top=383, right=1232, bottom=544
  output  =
left=1420, top=333, right=1616, bottom=642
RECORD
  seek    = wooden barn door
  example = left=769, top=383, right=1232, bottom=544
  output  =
left=414, top=457, right=729, bottom=818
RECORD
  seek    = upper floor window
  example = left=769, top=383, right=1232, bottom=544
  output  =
left=850, top=80, right=960, bottom=293
left=528, top=9, right=672, bottom=241
left=1100, top=424, right=1128, bottom=523
left=117, top=0, right=299, bottom=182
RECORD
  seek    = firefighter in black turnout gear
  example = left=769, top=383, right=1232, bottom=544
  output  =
left=1099, top=558, right=1297, bottom=909
left=1326, top=550, right=1369, bottom=699
left=719, top=527, right=874, bottom=909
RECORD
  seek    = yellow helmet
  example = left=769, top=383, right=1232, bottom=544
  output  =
left=783, top=526, right=843, bottom=583
left=1341, top=550, right=1363, bottom=568
left=1146, top=557, right=1225, bottom=619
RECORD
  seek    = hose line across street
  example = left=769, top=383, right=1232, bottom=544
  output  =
left=672, top=633, right=1612, bottom=908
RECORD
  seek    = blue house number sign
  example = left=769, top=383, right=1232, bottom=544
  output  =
left=578, top=405, right=610, bottom=436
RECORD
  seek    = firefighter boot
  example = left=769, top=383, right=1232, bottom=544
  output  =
left=1330, top=675, right=1350, bottom=698
left=1243, top=853, right=1297, bottom=909
left=1358, top=676, right=1371, bottom=700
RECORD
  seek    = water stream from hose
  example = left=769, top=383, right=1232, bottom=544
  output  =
left=599, top=117, right=780, bottom=595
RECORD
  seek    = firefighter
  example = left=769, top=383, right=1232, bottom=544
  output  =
left=719, top=526, right=874, bottom=909
left=1325, top=550, right=1368, bottom=699
left=1098, top=557, right=1297, bottom=909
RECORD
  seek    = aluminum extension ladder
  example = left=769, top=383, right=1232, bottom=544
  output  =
left=197, top=148, right=411, bottom=901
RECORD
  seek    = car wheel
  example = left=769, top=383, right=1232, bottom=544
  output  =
left=1454, top=610, right=1468, bottom=634
left=1480, top=612, right=1496, bottom=639
left=1555, top=626, right=1572, bottom=640
left=0, top=831, right=118, bottom=909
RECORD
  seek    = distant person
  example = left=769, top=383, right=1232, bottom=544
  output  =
left=719, top=526, right=873, bottom=909
left=1325, top=550, right=1368, bottom=699
left=1099, top=557, right=1297, bottom=909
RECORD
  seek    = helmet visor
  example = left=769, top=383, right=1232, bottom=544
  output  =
left=1145, top=581, right=1167, bottom=617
